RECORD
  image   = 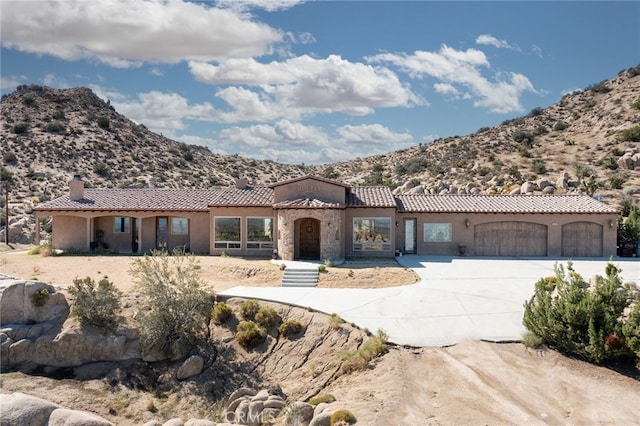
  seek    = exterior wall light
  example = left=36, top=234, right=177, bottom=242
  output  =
left=609, top=219, right=614, bottom=228
left=465, top=218, right=471, bottom=228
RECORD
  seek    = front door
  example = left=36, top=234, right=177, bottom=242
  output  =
left=157, top=217, right=168, bottom=250
left=404, top=218, right=417, bottom=254
left=299, top=218, right=320, bottom=259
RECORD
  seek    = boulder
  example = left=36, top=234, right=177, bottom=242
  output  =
left=163, top=419, right=184, bottom=426
left=542, top=186, right=555, bottom=194
left=0, top=392, right=59, bottom=426
left=520, top=181, right=535, bottom=194
left=176, top=355, right=204, bottom=380
left=0, top=278, right=69, bottom=326
left=309, top=412, right=332, bottom=426
left=537, top=177, right=553, bottom=190
left=556, top=172, right=570, bottom=190
left=184, top=420, right=216, bottom=426
left=407, top=185, right=425, bottom=194
left=48, top=408, right=113, bottom=425
left=617, top=153, right=635, bottom=169
left=287, top=401, right=314, bottom=425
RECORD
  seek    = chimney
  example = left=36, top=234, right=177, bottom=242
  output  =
left=69, top=174, right=84, bottom=201
left=235, top=174, right=248, bottom=189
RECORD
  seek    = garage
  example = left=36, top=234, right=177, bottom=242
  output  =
left=562, top=222, right=603, bottom=257
left=474, top=221, right=547, bottom=256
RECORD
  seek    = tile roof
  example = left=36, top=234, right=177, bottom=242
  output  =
left=209, top=186, right=274, bottom=207
left=347, top=186, right=397, bottom=208
left=34, top=189, right=225, bottom=212
left=268, top=174, right=350, bottom=188
left=395, top=194, right=618, bottom=214
left=273, top=198, right=343, bottom=209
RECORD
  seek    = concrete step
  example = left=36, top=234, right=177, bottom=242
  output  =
left=281, top=268, right=319, bottom=287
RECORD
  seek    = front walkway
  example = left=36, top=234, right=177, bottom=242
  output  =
left=219, top=256, right=640, bottom=347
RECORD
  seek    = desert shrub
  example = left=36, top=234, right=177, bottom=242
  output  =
left=340, top=329, right=388, bottom=373
left=553, top=121, right=569, bottom=131
left=320, top=166, right=339, bottom=179
left=93, top=162, right=109, bottom=177
left=68, top=276, right=122, bottom=329
left=11, top=122, right=28, bottom=134
left=235, top=320, right=267, bottom=348
left=521, top=331, right=544, bottom=348
left=523, top=261, right=640, bottom=364
left=130, top=250, right=212, bottom=358
left=573, top=162, right=594, bottom=180
left=279, top=319, right=304, bottom=338
left=588, top=80, right=612, bottom=94
left=308, top=394, right=336, bottom=406
left=255, top=307, right=281, bottom=329
left=279, top=263, right=286, bottom=271
left=394, top=157, right=428, bottom=175
left=608, top=175, right=626, bottom=190
left=43, top=121, right=66, bottom=133
left=318, top=264, right=326, bottom=272
left=530, top=159, right=547, bottom=174
left=97, top=116, right=110, bottom=129
left=52, top=108, right=65, bottom=119
left=22, top=95, right=36, bottom=106
left=529, top=107, right=544, bottom=117
left=518, top=146, right=531, bottom=158
left=477, top=166, right=492, bottom=176
left=2, top=152, right=17, bottom=164
left=632, top=99, right=640, bottom=110
left=596, top=156, right=618, bottom=170
left=329, top=313, right=344, bottom=329
left=620, top=125, right=640, bottom=142
left=238, top=299, right=260, bottom=321
left=30, top=288, right=50, bottom=308
left=212, top=301, right=233, bottom=324
left=512, top=130, right=535, bottom=148
left=324, top=258, right=334, bottom=267
left=330, top=410, right=356, bottom=425
left=619, top=199, right=638, bottom=217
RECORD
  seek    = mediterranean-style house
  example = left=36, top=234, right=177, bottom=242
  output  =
left=33, top=174, right=619, bottom=259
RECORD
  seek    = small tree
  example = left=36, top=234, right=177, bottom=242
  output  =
left=69, top=276, right=122, bottom=330
left=523, top=261, right=639, bottom=364
left=130, top=250, right=212, bottom=358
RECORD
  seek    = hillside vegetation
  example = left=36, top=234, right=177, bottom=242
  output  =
left=1, top=65, right=639, bottom=241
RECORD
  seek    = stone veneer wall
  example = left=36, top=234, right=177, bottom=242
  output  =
left=276, top=209, right=343, bottom=260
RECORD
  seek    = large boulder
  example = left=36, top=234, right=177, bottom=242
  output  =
left=0, top=392, right=59, bottom=426
left=48, top=408, right=113, bottom=426
left=0, top=276, right=69, bottom=326
left=176, top=354, right=204, bottom=380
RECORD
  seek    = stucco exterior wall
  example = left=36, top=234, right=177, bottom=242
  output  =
left=273, top=178, right=346, bottom=204
left=52, top=215, right=88, bottom=251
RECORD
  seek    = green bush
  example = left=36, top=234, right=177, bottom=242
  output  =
left=553, top=121, right=569, bottom=131
left=608, top=175, right=626, bottom=189
left=11, top=122, right=28, bottom=134
left=523, top=261, right=640, bottom=364
left=340, top=329, right=388, bottom=373
left=69, top=276, right=122, bottom=329
left=255, top=307, right=280, bottom=329
left=279, top=319, right=304, bottom=338
left=530, top=159, right=547, bottom=174
left=212, top=301, right=233, bottom=324
left=308, top=393, right=336, bottom=406
left=620, top=125, right=640, bottom=142
left=330, top=409, right=356, bottom=425
left=97, top=116, right=110, bottom=129
left=235, top=320, right=267, bottom=348
left=130, top=250, right=212, bottom=358
left=2, top=152, right=17, bottom=164
left=318, top=264, right=326, bottom=272
left=93, top=162, right=109, bottom=177
left=43, top=121, right=66, bottom=133
left=329, top=313, right=344, bottom=329
left=30, top=288, right=50, bottom=308
left=631, top=99, right=640, bottom=110
left=239, top=299, right=261, bottom=321
left=512, top=130, right=535, bottom=148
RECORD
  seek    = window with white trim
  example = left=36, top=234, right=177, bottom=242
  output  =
left=214, top=217, right=241, bottom=249
left=247, top=217, right=273, bottom=249
left=113, top=217, right=130, bottom=233
left=353, top=217, right=391, bottom=251
left=423, top=223, right=452, bottom=242
left=171, top=217, right=189, bottom=235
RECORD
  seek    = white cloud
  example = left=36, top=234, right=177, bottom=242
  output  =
left=0, top=75, right=26, bottom=89
left=150, top=68, right=163, bottom=77
left=368, top=45, right=536, bottom=113
left=216, top=0, right=306, bottom=12
left=190, top=54, right=420, bottom=122
left=336, top=124, right=413, bottom=148
left=42, top=73, right=70, bottom=89
left=531, top=44, right=544, bottom=59
left=0, top=0, right=282, bottom=67
left=102, top=90, right=216, bottom=133
left=475, top=34, right=520, bottom=51
left=434, top=82, right=459, bottom=96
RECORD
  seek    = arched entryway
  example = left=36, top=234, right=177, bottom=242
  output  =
left=296, top=217, right=321, bottom=259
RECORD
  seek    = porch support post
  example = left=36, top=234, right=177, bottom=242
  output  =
left=86, top=217, right=91, bottom=252
left=34, top=212, right=41, bottom=246
left=137, top=216, right=143, bottom=253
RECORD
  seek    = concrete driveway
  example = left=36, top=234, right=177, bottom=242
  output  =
left=219, top=256, right=640, bottom=347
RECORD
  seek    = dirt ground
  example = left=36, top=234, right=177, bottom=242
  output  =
left=0, top=245, right=418, bottom=293
left=1, top=244, right=639, bottom=425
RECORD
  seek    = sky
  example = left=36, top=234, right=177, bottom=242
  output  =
left=1, top=1, right=639, bottom=165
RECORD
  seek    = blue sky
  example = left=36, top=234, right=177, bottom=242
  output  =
left=1, top=1, right=638, bottom=164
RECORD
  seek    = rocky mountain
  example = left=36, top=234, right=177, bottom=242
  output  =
left=1, top=65, right=639, bottom=242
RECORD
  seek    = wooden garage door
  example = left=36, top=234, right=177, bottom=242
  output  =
left=562, top=222, right=603, bottom=257
left=474, top=222, right=547, bottom=256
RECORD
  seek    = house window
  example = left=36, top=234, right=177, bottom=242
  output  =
left=247, top=217, right=273, bottom=249
left=114, top=217, right=130, bottom=233
left=171, top=217, right=189, bottom=235
left=214, top=217, right=241, bottom=249
left=353, top=218, right=391, bottom=251
left=424, top=223, right=452, bottom=242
